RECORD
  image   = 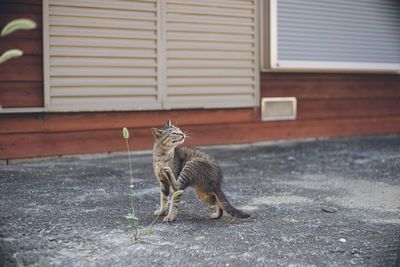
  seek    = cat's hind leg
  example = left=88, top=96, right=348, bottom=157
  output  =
left=210, top=200, right=223, bottom=219
left=195, top=190, right=223, bottom=219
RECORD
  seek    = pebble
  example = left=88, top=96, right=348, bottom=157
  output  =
left=340, top=238, right=346, bottom=243
left=321, top=206, right=338, bottom=213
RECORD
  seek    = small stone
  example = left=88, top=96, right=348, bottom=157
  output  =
left=340, top=238, right=346, bottom=243
left=321, top=206, right=338, bottom=213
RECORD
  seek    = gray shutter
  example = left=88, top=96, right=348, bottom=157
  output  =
left=44, top=0, right=160, bottom=111
left=163, top=0, right=259, bottom=109
left=274, top=0, right=400, bottom=70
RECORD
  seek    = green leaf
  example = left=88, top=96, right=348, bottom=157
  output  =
left=147, top=228, right=151, bottom=236
left=125, top=214, right=138, bottom=221
left=172, top=190, right=183, bottom=198
left=1, top=19, right=36, bottom=37
left=123, top=127, right=129, bottom=139
left=0, top=49, right=23, bottom=64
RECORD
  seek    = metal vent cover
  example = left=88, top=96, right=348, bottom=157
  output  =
left=261, top=97, right=297, bottom=121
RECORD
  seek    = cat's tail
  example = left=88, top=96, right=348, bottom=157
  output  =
left=215, top=190, right=250, bottom=219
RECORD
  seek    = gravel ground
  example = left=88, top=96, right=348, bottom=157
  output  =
left=1, top=135, right=399, bottom=266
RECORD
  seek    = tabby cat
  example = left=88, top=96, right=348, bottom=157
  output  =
left=152, top=120, right=250, bottom=222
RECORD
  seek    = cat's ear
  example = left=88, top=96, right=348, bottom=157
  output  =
left=166, top=119, right=171, bottom=127
left=151, top=128, right=163, bottom=138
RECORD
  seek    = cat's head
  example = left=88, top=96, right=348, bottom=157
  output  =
left=151, top=120, right=185, bottom=148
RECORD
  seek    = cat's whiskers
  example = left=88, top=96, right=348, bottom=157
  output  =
left=183, top=131, right=194, bottom=141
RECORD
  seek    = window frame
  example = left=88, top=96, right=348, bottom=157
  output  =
left=261, top=0, right=400, bottom=74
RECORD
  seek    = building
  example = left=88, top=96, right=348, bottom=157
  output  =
left=1, top=0, right=399, bottom=160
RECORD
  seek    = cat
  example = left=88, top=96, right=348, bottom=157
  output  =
left=152, top=120, right=250, bottom=222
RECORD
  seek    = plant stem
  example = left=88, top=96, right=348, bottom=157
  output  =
left=126, top=138, right=138, bottom=239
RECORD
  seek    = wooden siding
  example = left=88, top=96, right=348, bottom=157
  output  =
left=1, top=72, right=400, bottom=160
left=261, top=73, right=400, bottom=120
left=0, top=0, right=43, bottom=108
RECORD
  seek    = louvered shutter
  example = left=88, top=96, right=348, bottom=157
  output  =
left=163, top=0, right=259, bottom=109
left=44, top=0, right=160, bottom=111
left=43, top=0, right=259, bottom=112
left=272, top=0, right=400, bottom=71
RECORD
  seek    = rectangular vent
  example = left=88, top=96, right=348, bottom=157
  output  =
left=261, top=97, right=297, bottom=121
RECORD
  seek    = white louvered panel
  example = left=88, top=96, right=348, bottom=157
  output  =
left=164, top=0, right=259, bottom=109
left=50, top=77, right=157, bottom=87
left=275, top=0, right=400, bottom=70
left=46, top=0, right=160, bottom=111
left=166, top=95, right=256, bottom=109
left=50, top=58, right=157, bottom=67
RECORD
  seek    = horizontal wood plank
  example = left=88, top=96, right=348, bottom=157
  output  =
left=0, top=13, right=42, bottom=30
left=43, top=108, right=258, bottom=133
left=1, top=0, right=41, bottom=5
left=0, top=56, right=43, bottom=82
left=261, top=73, right=400, bottom=100
left=0, top=38, right=42, bottom=55
left=298, top=98, right=400, bottom=120
left=0, top=129, right=132, bottom=159
left=0, top=82, right=43, bottom=108
left=0, top=113, right=44, bottom=135
left=2, top=116, right=400, bottom=159
left=182, top=117, right=400, bottom=147
left=0, top=108, right=257, bottom=134
left=0, top=3, right=42, bottom=14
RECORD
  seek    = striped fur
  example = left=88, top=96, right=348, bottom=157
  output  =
left=152, top=120, right=250, bottom=222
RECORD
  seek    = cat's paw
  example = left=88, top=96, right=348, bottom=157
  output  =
left=163, top=214, right=176, bottom=222
left=161, top=167, right=173, bottom=181
left=154, top=209, right=166, bottom=216
left=210, top=213, right=222, bottom=219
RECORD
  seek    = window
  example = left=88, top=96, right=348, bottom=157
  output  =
left=262, top=0, right=400, bottom=72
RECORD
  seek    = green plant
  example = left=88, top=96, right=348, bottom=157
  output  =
left=123, top=128, right=183, bottom=240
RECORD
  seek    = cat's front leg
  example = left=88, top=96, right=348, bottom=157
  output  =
left=161, top=167, right=180, bottom=191
left=154, top=179, right=169, bottom=216
left=161, top=167, right=182, bottom=222
left=163, top=188, right=183, bottom=222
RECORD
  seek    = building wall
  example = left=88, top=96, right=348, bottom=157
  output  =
left=2, top=71, right=400, bottom=160
left=0, top=0, right=43, bottom=108
left=0, top=1, right=400, bottom=160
